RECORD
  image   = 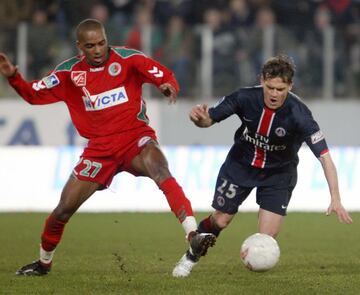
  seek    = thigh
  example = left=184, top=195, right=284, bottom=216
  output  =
left=130, top=141, right=171, bottom=184
left=212, top=168, right=253, bottom=214
left=258, top=208, right=284, bottom=238
left=54, top=176, right=102, bottom=221
left=256, top=169, right=297, bottom=216
left=256, top=184, right=294, bottom=216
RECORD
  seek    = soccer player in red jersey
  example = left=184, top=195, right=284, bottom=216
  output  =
left=0, top=19, right=215, bottom=276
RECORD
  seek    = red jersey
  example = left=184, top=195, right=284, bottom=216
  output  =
left=8, top=46, right=179, bottom=140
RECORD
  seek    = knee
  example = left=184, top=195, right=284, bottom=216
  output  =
left=212, top=212, right=233, bottom=229
left=152, top=166, right=171, bottom=185
left=52, top=202, right=76, bottom=222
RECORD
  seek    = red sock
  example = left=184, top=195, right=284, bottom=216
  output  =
left=41, top=214, right=68, bottom=251
left=159, top=177, right=194, bottom=223
left=198, top=215, right=221, bottom=237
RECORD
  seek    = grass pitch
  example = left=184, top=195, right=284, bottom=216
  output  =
left=1, top=212, right=360, bottom=294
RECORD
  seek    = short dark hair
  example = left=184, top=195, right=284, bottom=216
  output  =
left=261, top=54, right=295, bottom=84
left=76, top=19, right=105, bottom=41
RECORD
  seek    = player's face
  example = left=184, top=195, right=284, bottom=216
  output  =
left=261, top=77, right=292, bottom=110
left=77, top=28, right=109, bottom=67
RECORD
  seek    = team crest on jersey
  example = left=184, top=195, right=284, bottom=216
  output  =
left=71, top=71, right=87, bottom=87
left=82, top=86, right=129, bottom=111
left=42, top=74, right=60, bottom=89
left=275, top=127, right=286, bottom=137
left=108, top=62, right=121, bottom=76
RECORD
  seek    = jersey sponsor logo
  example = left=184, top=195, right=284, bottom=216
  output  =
left=311, top=130, right=325, bottom=144
left=42, top=74, right=60, bottom=89
left=108, top=62, right=121, bottom=76
left=275, top=127, right=286, bottom=137
left=71, top=71, right=87, bottom=87
left=90, top=67, right=104, bottom=72
left=243, top=128, right=286, bottom=152
left=82, top=86, right=129, bottom=111
left=147, top=66, right=163, bottom=78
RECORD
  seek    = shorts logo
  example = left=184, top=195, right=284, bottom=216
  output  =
left=138, top=136, right=152, bottom=147
left=42, top=74, right=60, bottom=89
left=71, top=71, right=87, bottom=86
left=311, top=130, right=325, bottom=144
left=108, top=62, right=121, bottom=76
left=275, top=127, right=286, bottom=137
left=82, top=86, right=129, bottom=111
left=217, top=196, right=225, bottom=207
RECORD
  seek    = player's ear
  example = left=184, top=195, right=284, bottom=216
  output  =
left=76, top=41, right=83, bottom=54
left=260, top=76, right=264, bottom=86
left=288, top=83, right=293, bottom=91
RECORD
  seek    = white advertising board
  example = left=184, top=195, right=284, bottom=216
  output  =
left=0, top=146, right=359, bottom=212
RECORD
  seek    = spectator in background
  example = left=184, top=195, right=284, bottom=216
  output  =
left=203, top=7, right=239, bottom=97
left=304, top=4, right=347, bottom=97
left=90, top=2, right=123, bottom=44
left=123, top=5, right=163, bottom=58
left=246, top=6, right=299, bottom=86
left=162, top=15, right=193, bottom=97
left=28, top=9, right=56, bottom=79
left=229, top=0, right=254, bottom=27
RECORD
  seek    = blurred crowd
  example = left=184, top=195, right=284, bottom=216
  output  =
left=0, top=0, right=360, bottom=99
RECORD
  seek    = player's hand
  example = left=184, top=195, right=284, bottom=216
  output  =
left=189, top=104, right=213, bottom=128
left=326, top=201, right=353, bottom=224
left=0, top=53, right=17, bottom=78
left=159, top=83, right=177, bottom=104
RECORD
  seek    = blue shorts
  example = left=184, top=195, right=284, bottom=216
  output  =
left=211, top=160, right=298, bottom=216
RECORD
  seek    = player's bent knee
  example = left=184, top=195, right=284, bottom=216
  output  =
left=212, top=214, right=233, bottom=229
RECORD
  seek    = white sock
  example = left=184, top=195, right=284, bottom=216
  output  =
left=39, top=245, right=55, bottom=265
left=182, top=216, right=197, bottom=238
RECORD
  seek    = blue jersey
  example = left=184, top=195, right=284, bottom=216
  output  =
left=209, top=86, right=328, bottom=170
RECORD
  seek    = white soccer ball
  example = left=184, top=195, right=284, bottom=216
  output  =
left=240, top=233, right=280, bottom=272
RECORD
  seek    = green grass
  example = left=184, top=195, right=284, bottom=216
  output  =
left=1, top=212, right=360, bottom=294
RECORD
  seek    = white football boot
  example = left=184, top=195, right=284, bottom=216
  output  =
left=172, top=253, right=197, bottom=277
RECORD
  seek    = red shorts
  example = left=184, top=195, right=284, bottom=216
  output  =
left=73, top=125, right=157, bottom=188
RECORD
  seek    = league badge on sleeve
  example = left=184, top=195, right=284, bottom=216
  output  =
left=42, top=74, right=60, bottom=89
left=311, top=130, right=325, bottom=144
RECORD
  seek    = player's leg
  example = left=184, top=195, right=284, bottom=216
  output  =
left=173, top=166, right=252, bottom=277
left=16, top=176, right=102, bottom=276
left=258, top=208, right=284, bottom=238
left=256, top=172, right=296, bottom=238
left=131, top=141, right=216, bottom=266
left=131, top=141, right=198, bottom=234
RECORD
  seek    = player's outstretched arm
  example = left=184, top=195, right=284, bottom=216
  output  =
left=0, top=53, right=17, bottom=78
left=189, top=104, right=214, bottom=128
left=319, top=152, right=353, bottom=224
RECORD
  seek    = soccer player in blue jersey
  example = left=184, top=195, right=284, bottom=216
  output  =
left=172, top=54, right=353, bottom=277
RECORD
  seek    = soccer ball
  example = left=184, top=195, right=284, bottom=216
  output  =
left=240, top=233, right=280, bottom=272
